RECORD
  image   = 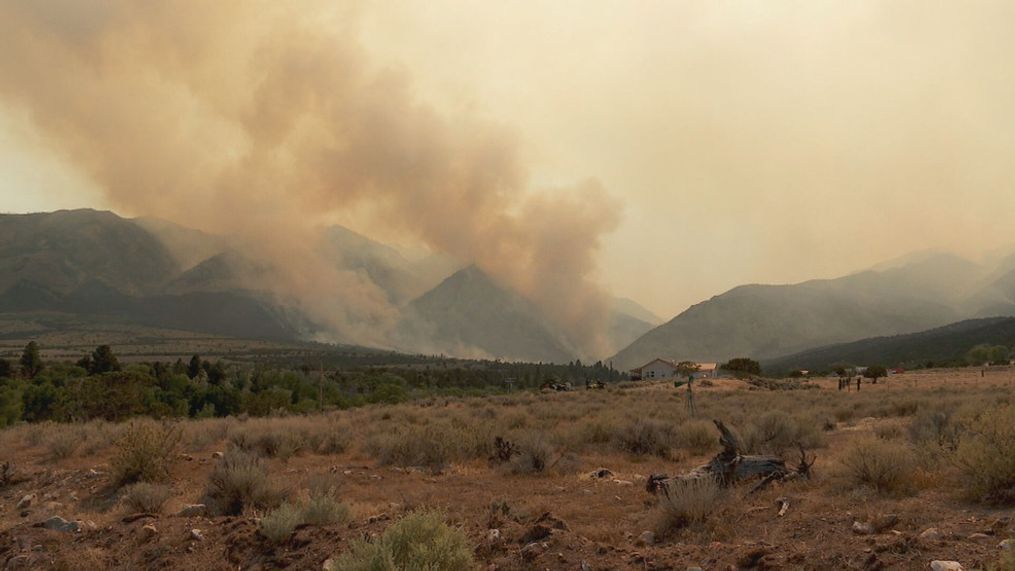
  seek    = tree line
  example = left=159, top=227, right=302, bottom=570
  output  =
left=0, top=343, right=623, bottom=426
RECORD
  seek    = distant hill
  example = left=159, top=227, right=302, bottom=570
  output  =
left=396, top=265, right=576, bottom=363
left=764, top=317, right=1015, bottom=374
left=321, top=226, right=438, bottom=304
left=611, top=297, right=662, bottom=325
left=0, top=209, right=179, bottom=296
left=132, top=217, right=229, bottom=271
left=610, top=252, right=987, bottom=371
left=0, top=210, right=304, bottom=340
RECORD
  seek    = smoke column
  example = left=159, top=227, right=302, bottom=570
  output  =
left=0, top=1, right=620, bottom=356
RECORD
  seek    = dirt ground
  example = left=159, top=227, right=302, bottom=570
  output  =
left=1, top=369, right=1013, bottom=570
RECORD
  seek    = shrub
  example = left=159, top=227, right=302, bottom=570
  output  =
left=909, top=409, right=962, bottom=450
left=654, top=477, right=724, bottom=536
left=332, top=509, right=474, bottom=571
left=301, top=475, right=349, bottom=525
left=230, top=427, right=305, bottom=461
left=954, top=405, right=1015, bottom=504
left=111, top=422, right=181, bottom=486
left=676, top=420, right=716, bottom=455
left=260, top=502, right=302, bottom=544
left=505, top=437, right=552, bottom=475
left=204, top=449, right=286, bottom=515
left=614, top=418, right=673, bottom=457
left=741, top=412, right=823, bottom=454
left=301, top=492, right=350, bottom=525
left=122, top=482, right=171, bottom=514
left=366, top=421, right=490, bottom=471
left=874, top=423, right=904, bottom=440
left=46, top=429, right=80, bottom=461
left=839, top=438, right=917, bottom=496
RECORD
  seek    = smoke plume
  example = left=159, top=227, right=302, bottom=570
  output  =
left=0, top=1, right=620, bottom=356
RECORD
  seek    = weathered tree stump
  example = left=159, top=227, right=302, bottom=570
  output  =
left=652, top=420, right=811, bottom=494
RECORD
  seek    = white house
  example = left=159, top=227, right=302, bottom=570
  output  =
left=630, top=359, right=719, bottom=380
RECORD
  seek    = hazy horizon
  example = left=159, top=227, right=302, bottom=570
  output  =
left=4, top=1, right=1015, bottom=322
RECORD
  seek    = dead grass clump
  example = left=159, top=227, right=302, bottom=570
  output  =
left=332, top=509, right=474, bottom=571
left=654, top=477, right=725, bottom=536
left=111, top=422, right=181, bottom=486
left=839, top=437, right=917, bottom=496
left=954, top=405, right=1015, bottom=504
left=204, top=449, right=286, bottom=516
left=122, top=482, right=171, bottom=514
left=614, top=418, right=673, bottom=457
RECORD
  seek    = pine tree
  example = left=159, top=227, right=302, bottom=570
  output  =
left=187, top=355, right=202, bottom=379
left=19, top=341, right=43, bottom=378
left=89, top=345, right=121, bottom=374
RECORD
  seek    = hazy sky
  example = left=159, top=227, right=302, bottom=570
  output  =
left=4, top=1, right=1015, bottom=318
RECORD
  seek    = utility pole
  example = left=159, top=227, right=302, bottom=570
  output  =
left=686, top=374, right=696, bottom=417
left=318, top=359, right=324, bottom=412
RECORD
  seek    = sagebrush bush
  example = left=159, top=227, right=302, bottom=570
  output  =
left=741, top=411, right=824, bottom=454
left=230, top=427, right=305, bottom=461
left=614, top=418, right=673, bottom=457
left=111, top=422, right=181, bottom=486
left=204, top=449, right=286, bottom=515
left=301, top=475, right=349, bottom=525
left=676, top=420, right=716, bottom=455
left=260, top=502, right=302, bottom=544
left=955, top=405, right=1015, bottom=504
left=332, top=509, right=474, bottom=571
left=908, top=409, right=962, bottom=450
left=46, top=429, right=80, bottom=461
left=505, top=437, right=552, bottom=475
left=122, top=482, right=171, bottom=514
left=301, top=492, right=349, bottom=525
left=874, top=422, right=904, bottom=440
left=366, top=421, right=489, bottom=471
left=654, top=477, right=725, bottom=536
left=840, top=438, right=917, bottom=496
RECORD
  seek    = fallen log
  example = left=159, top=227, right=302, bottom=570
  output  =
left=650, top=420, right=811, bottom=493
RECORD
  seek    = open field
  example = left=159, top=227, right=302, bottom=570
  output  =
left=1, top=370, right=1013, bottom=570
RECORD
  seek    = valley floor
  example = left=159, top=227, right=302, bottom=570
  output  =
left=1, top=370, right=1013, bottom=570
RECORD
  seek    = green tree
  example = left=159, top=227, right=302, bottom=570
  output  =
left=988, top=345, right=1010, bottom=365
left=19, top=341, right=43, bottom=378
left=0, top=358, right=11, bottom=379
left=722, top=357, right=761, bottom=377
left=864, top=365, right=888, bottom=384
left=89, top=345, right=121, bottom=375
left=675, top=361, right=700, bottom=377
left=187, top=355, right=202, bottom=379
